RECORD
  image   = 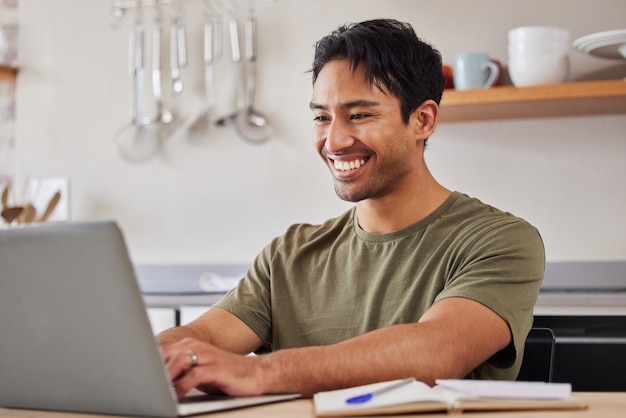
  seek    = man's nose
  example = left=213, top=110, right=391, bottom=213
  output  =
left=325, top=120, right=356, bottom=154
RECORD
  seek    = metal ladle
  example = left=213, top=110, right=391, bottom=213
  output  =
left=234, top=15, right=272, bottom=143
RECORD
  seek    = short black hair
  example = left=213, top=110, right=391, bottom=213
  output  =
left=311, top=19, right=445, bottom=124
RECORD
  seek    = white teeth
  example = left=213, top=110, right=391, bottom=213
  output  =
left=333, top=159, right=366, bottom=171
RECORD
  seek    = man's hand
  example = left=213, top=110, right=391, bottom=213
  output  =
left=161, top=337, right=268, bottom=398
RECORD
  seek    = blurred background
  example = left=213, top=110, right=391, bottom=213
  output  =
left=3, top=0, right=626, bottom=264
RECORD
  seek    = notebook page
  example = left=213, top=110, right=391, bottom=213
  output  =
left=435, top=379, right=572, bottom=400
left=314, top=379, right=447, bottom=414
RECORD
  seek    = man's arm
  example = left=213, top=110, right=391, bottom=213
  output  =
left=158, top=306, right=263, bottom=355
left=160, top=297, right=511, bottom=398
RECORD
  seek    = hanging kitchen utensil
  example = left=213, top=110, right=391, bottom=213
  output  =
left=147, top=10, right=190, bottom=142
left=234, top=14, right=272, bottom=143
left=188, top=16, right=218, bottom=134
left=169, top=13, right=187, bottom=96
left=204, top=19, right=216, bottom=115
left=152, top=17, right=173, bottom=124
left=215, top=16, right=242, bottom=127
left=177, top=19, right=187, bottom=68
left=184, top=10, right=221, bottom=136
left=114, top=18, right=160, bottom=163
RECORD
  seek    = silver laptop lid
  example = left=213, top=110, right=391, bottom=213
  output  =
left=0, top=221, right=178, bottom=417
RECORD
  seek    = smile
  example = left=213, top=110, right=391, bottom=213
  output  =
left=333, top=158, right=367, bottom=172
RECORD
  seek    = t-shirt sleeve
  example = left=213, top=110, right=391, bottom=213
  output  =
left=434, top=218, right=545, bottom=369
left=213, top=238, right=277, bottom=351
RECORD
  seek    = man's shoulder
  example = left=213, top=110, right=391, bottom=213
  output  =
left=280, top=208, right=356, bottom=243
left=439, top=192, right=542, bottom=248
left=449, top=192, right=535, bottom=227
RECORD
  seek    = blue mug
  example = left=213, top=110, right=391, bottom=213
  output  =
left=453, top=52, right=500, bottom=90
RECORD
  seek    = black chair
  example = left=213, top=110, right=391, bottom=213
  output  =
left=517, top=327, right=556, bottom=382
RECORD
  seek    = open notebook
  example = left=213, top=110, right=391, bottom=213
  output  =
left=314, top=378, right=588, bottom=416
left=0, top=221, right=298, bottom=417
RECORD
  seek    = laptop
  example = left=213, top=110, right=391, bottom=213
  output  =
left=0, top=221, right=298, bottom=417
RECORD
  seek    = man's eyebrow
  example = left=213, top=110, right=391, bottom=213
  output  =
left=309, top=100, right=381, bottom=111
left=309, top=102, right=326, bottom=111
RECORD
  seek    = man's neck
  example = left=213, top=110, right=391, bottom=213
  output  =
left=355, top=180, right=452, bottom=234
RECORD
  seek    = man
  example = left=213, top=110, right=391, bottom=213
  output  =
left=159, top=19, right=545, bottom=398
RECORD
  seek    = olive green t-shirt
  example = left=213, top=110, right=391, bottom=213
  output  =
left=215, top=191, right=545, bottom=380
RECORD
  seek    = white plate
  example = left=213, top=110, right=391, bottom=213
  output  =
left=573, top=29, right=626, bottom=59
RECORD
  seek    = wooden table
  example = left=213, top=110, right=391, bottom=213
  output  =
left=1, top=392, right=625, bottom=418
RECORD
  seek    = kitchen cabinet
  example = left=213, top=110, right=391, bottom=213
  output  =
left=532, top=315, right=626, bottom=391
left=439, top=80, right=626, bottom=122
left=530, top=261, right=626, bottom=392
left=0, top=65, right=17, bottom=81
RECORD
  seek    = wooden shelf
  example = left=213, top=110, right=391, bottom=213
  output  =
left=0, top=65, right=17, bottom=82
left=439, top=79, right=626, bottom=122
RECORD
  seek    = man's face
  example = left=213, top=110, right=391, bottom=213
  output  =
left=310, top=59, right=418, bottom=203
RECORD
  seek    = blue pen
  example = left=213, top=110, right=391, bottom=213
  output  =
left=346, top=378, right=416, bottom=404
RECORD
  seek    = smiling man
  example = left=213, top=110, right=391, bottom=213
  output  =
left=158, top=19, right=545, bottom=398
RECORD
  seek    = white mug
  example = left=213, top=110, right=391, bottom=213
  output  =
left=453, top=52, right=500, bottom=90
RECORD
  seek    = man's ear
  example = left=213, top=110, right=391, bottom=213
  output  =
left=411, top=100, right=439, bottom=139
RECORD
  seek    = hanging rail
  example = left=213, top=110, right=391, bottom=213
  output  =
left=111, top=0, right=276, bottom=10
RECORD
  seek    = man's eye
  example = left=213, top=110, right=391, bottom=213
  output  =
left=350, top=113, right=368, bottom=120
left=313, top=115, right=329, bottom=122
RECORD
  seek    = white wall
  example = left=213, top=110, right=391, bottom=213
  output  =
left=15, top=0, right=626, bottom=264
